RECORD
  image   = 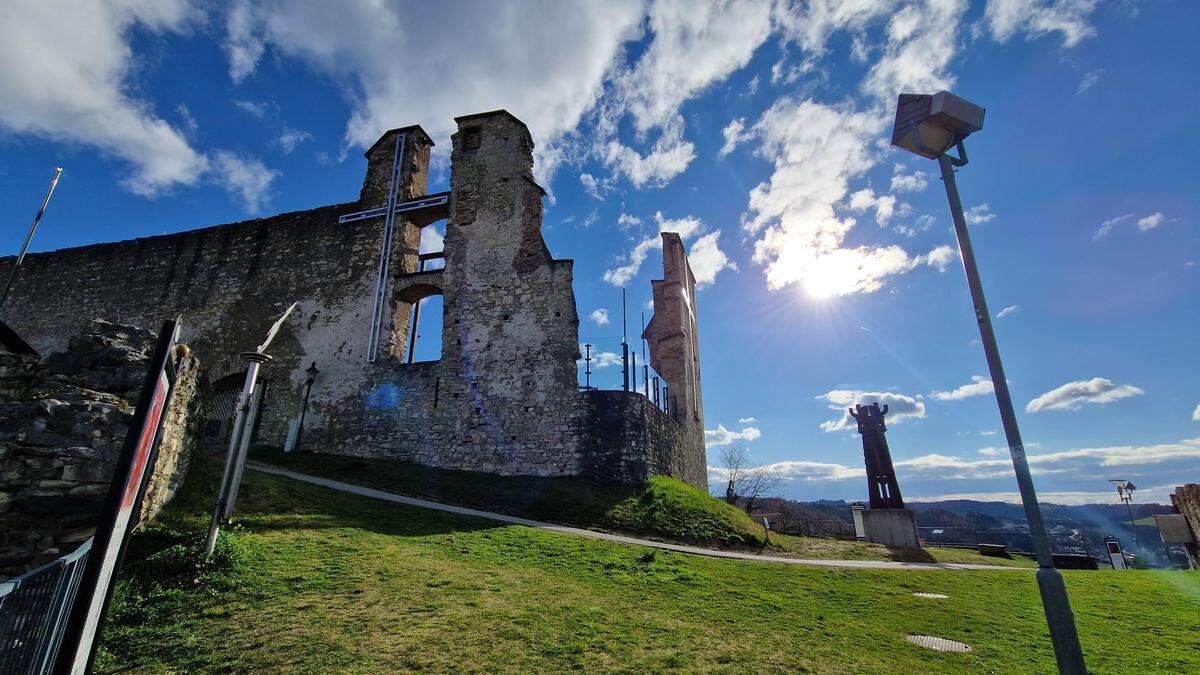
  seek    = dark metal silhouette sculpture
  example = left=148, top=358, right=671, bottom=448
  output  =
left=850, top=402, right=905, bottom=509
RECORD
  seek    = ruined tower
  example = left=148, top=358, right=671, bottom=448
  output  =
left=642, top=233, right=705, bottom=449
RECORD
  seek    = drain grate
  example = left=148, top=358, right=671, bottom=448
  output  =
left=906, top=635, right=972, bottom=653
left=912, top=592, right=949, bottom=599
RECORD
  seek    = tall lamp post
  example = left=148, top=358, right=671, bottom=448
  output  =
left=892, top=91, right=1087, bottom=674
left=296, top=361, right=319, bottom=451
left=1109, top=479, right=1138, bottom=540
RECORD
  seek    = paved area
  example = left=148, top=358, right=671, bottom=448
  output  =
left=247, top=462, right=1027, bottom=572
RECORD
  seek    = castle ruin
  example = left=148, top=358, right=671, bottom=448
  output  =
left=0, top=110, right=707, bottom=489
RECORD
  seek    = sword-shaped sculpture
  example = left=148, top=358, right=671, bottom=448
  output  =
left=850, top=402, right=905, bottom=509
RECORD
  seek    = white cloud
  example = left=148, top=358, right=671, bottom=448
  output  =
left=1193, top=404, right=1200, bottom=422
left=848, top=188, right=898, bottom=226
left=738, top=416, right=758, bottom=424
left=1093, top=211, right=1168, bottom=240
left=597, top=0, right=774, bottom=186
left=579, top=172, right=613, bottom=200
left=964, top=203, right=996, bottom=225
left=1092, top=213, right=1133, bottom=240
left=912, top=245, right=956, bottom=272
left=709, top=459, right=862, bottom=484
left=860, top=0, right=966, bottom=104
left=983, top=0, right=1100, bottom=49
left=911, top=486, right=1176, bottom=506
left=899, top=439, right=1200, bottom=484
left=579, top=346, right=623, bottom=369
left=601, top=120, right=697, bottom=188
left=617, top=213, right=642, bottom=230
left=1137, top=211, right=1164, bottom=231
left=1026, top=377, right=1144, bottom=413
left=276, top=127, right=312, bottom=154
left=211, top=151, right=280, bottom=213
left=932, top=376, right=994, bottom=401
left=1076, top=68, right=1104, bottom=94
left=688, top=231, right=737, bottom=288
left=719, top=117, right=750, bottom=158
left=996, top=304, right=1019, bottom=319
left=741, top=98, right=908, bottom=295
left=589, top=308, right=610, bottom=326
left=232, top=99, right=269, bottom=118
left=419, top=226, right=444, bottom=255
left=225, top=0, right=265, bottom=84
left=817, top=389, right=926, bottom=432
left=604, top=211, right=706, bottom=286
left=704, top=424, right=763, bottom=448
left=890, top=165, right=929, bottom=193
left=223, top=0, right=646, bottom=183
left=0, top=0, right=208, bottom=196
left=616, top=0, right=773, bottom=134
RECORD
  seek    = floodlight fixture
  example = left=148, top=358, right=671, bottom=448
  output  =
left=891, top=91, right=985, bottom=160
left=1109, top=479, right=1136, bottom=504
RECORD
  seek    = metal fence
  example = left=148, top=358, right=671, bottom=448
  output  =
left=0, top=538, right=92, bottom=674
left=758, top=513, right=857, bottom=539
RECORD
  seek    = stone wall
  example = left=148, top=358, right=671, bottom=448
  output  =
left=578, top=391, right=708, bottom=488
left=0, top=321, right=200, bottom=577
left=0, top=109, right=708, bottom=493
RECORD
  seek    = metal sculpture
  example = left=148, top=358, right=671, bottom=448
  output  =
left=850, top=402, right=905, bottom=509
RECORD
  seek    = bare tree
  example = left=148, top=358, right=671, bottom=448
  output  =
left=719, top=441, right=780, bottom=512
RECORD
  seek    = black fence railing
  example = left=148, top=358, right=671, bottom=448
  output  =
left=0, top=538, right=93, bottom=673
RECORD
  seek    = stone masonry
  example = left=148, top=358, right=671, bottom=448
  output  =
left=0, top=321, right=200, bottom=576
left=0, top=110, right=707, bottom=491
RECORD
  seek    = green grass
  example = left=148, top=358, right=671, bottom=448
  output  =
left=96, top=463, right=1199, bottom=673
left=247, top=447, right=1032, bottom=567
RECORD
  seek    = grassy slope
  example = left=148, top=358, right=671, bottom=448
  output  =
left=98, top=465, right=1199, bottom=674
left=248, top=448, right=1032, bottom=567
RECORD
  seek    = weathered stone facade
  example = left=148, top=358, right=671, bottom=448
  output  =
left=0, top=321, right=200, bottom=576
left=0, top=110, right=707, bottom=490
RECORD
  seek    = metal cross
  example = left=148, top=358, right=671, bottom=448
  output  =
left=339, top=135, right=448, bottom=363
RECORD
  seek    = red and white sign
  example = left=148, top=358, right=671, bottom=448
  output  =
left=69, top=370, right=169, bottom=673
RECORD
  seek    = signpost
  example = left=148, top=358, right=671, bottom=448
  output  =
left=53, top=319, right=183, bottom=674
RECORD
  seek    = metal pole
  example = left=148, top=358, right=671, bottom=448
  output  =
left=205, top=353, right=269, bottom=556
left=631, top=351, right=637, bottom=392
left=621, top=342, right=629, bottom=391
left=0, top=167, right=63, bottom=313
left=938, top=151, right=1086, bottom=674
left=584, top=343, right=592, bottom=390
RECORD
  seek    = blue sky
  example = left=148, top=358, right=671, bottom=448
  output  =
left=2, top=1, right=1197, bottom=505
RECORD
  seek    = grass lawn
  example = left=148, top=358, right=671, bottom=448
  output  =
left=247, top=448, right=1033, bottom=568
left=97, top=464, right=1199, bottom=673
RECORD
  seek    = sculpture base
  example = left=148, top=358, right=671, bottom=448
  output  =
left=862, top=508, right=921, bottom=548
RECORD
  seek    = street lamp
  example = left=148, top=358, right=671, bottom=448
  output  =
left=892, top=90, right=1087, bottom=674
left=296, top=361, right=319, bottom=452
left=1109, top=479, right=1138, bottom=539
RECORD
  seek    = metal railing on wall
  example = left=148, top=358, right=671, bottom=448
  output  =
left=577, top=336, right=675, bottom=415
left=0, top=538, right=93, bottom=674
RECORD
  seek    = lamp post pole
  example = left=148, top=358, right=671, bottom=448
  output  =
left=937, top=150, right=1087, bottom=674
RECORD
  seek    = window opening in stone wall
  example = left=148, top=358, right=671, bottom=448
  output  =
left=418, top=221, right=446, bottom=270
left=407, top=292, right=443, bottom=363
